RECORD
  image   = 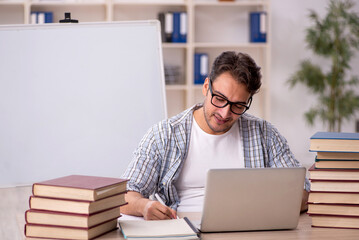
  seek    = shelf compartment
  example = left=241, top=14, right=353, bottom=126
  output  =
left=30, top=4, right=106, bottom=23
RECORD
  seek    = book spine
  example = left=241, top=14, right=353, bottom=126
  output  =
left=194, top=53, right=208, bottom=85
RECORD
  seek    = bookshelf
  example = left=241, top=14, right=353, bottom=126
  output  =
left=0, top=0, right=270, bottom=119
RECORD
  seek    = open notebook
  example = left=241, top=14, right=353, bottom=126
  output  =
left=119, top=217, right=199, bottom=240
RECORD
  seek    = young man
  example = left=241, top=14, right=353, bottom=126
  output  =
left=121, top=51, right=310, bottom=220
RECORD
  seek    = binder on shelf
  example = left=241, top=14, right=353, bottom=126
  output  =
left=194, top=53, right=208, bottom=85
left=249, top=11, right=267, bottom=43
left=172, top=12, right=187, bottom=43
left=30, top=12, right=53, bottom=24
left=158, top=12, right=173, bottom=43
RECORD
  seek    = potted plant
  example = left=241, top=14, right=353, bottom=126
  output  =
left=288, top=0, right=359, bottom=132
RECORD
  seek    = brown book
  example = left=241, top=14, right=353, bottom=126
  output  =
left=310, top=180, right=359, bottom=193
left=309, top=191, right=359, bottom=204
left=32, top=175, right=128, bottom=201
left=29, top=192, right=126, bottom=214
left=25, top=206, right=121, bottom=228
left=309, top=214, right=359, bottom=229
left=308, top=203, right=359, bottom=216
left=25, top=218, right=118, bottom=240
left=317, top=151, right=359, bottom=160
left=315, top=160, right=359, bottom=169
left=309, top=132, right=359, bottom=152
left=309, top=164, right=359, bottom=180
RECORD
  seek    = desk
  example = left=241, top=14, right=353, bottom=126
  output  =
left=1, top=186, right=359, bottom=240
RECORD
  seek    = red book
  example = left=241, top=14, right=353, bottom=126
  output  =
left=32, top=175, right=128, bottom=201
left=25, top=218, right=118, bottom=240
left=309, top=163, right=359, bottom=180
left=25, top=206, right=121, bottom=228
left=29, top=192, right=127, bottom=214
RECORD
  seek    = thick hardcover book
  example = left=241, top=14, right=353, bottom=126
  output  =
left=32, top=175, right=128, bottom=201
left=249, top=12, right=267, bottom=43
left=309, top=214, right=359, bottom=229
left=194, top=53, right=208, bottom=85
left=29, top=192, right=127, bottom=214
left=309, top=164, right=359, bottom=180
left=310, top=132, right=359, bottom=152
left=316, top=151, right=359, bottom=160
left=25, top=218, right=118, bottom=240
left=315, top=158, right=359, bottom=169
left=310, top=179, right=359, bottom=193
left=308, top=202, right=359, bottom=216
left=25, top=206, right=121, bottom=228
left=309, top=191, right=359, bottom=204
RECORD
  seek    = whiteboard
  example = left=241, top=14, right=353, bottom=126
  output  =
left=0, top=21, right=167, bottom=186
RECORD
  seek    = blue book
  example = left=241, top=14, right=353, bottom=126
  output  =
left=194, top=53, right=208, bottom=85
left=310, top=132, right=359, bottom=153
left=249, top=12, right=267, bottom=43
left=172, top=12, right=187, bottom=43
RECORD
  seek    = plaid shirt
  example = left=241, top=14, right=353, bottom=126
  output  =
left=122, top=104, right=310, bottom=209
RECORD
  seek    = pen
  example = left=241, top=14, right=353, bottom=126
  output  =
left=154, top=193, right=179, bottom=219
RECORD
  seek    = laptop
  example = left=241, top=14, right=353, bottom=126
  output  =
left=197, top=167, right=306, bottom=233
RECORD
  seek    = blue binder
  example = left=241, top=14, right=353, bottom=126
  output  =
left=172, top=12, right=187, bottom=43
left=194, top=53, right=208, bottom=85
left=250, top=12, right=267, bottom=43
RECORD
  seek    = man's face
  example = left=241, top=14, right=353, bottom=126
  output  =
left=201, top=72, right=251, bottom=135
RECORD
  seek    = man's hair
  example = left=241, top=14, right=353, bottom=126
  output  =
left=208, top=51, right=262, bottom=95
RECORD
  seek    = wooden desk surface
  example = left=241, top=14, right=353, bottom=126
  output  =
left=1, top=186, right=359, bottom=240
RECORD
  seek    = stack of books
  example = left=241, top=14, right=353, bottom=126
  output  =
left=24, top=175, right=128, bottom=239
left=308, top=132, right=359, bottom=229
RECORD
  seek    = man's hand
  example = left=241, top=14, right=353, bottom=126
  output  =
left=121, top=191, right=177, bottom=220
left=143, top=200, right=177, bottom=220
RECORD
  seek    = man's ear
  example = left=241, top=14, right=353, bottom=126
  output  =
left=202, top=77, right=210, bottom=96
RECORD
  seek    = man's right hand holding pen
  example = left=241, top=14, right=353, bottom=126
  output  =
left=121, top=191, right=178, bottom=220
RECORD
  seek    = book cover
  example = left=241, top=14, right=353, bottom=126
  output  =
left=32, top=175, right=128, bottom=201
left=249, top=12, right=267, bottom=43
left=309, top=191, right=359, bottom=204
left=310, top=132, right=359, bottom=152
left=25, top=218, right=118, bottom=240
left=29, top=192, right=127, bottom=214
left=25, top=206, right=121, bottom=228
left=309, top=163, right=359, bottom=180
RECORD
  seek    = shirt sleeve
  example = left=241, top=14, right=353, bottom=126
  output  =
left=122, top=125, right=162, bottom=198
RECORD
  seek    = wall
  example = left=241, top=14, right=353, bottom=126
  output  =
left=270, top=0, right=359, bottom=170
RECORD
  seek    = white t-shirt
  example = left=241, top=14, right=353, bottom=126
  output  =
left=175, top=117, right=244, bottom=212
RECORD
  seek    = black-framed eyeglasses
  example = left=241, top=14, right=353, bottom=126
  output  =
left=208, top=80, right=252, bottom=115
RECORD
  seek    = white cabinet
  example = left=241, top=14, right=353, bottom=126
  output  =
left=0, top=0, right=270, bottom=119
